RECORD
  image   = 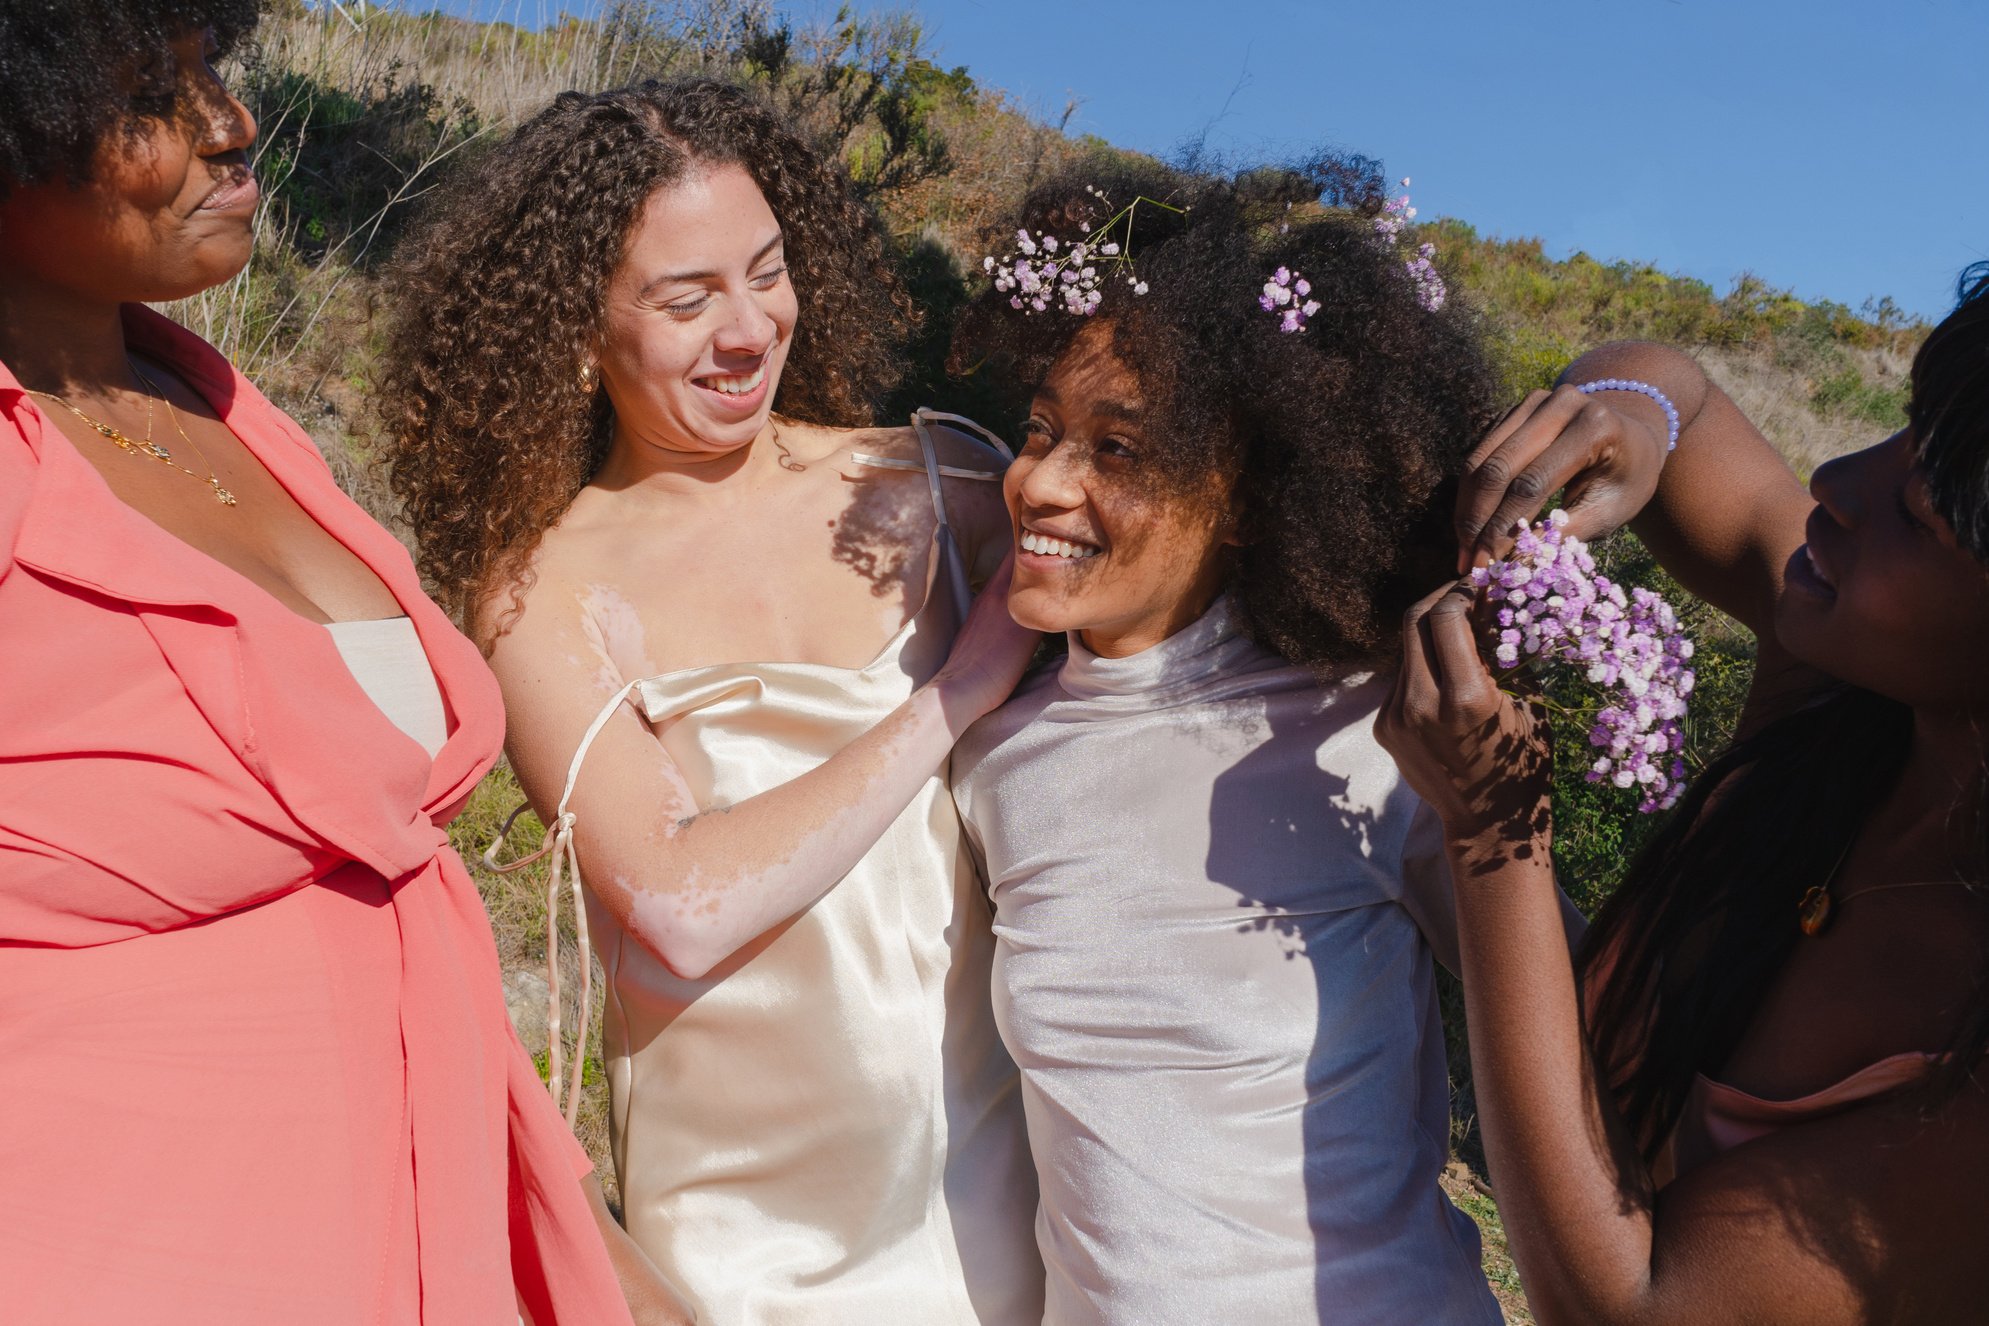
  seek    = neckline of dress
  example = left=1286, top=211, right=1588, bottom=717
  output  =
left=1695, top=1049, right=1938, bottom=1111
left=1057, top=595, right=1254, bottom=701
left=323, top=615, right=415, bottom=633
left=630, top=518, right=953, bottom=692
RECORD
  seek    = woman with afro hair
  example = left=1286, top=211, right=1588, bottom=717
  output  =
left=0, top=3, right=633, bottom=1323
left=947, top=158, right=1563, bottom=1323
left=377, top=79, right=1044, bottom=1324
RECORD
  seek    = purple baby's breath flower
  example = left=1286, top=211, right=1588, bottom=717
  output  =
left=981, top=188, right=1162, bottom=318
left=1262, top=265, right=1318, bottom=332
left=1470, top=509, right=1696, bottom=812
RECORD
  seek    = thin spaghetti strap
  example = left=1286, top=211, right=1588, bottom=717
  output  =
left=913, top=407, right=1015, bottom=461
left=910, top=409, right=953, bottom=535
left=910, top=410, right=976, bottom=616
left=847, top=408, right=1012, bottom=480
left=482, top=677, right=640, bottom=1125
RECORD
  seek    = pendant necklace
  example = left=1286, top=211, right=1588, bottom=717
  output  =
left=27, top=360, right=239, bottom=506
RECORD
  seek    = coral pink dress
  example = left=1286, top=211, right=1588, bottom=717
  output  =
left=0, top=307, right=632, bottom=1326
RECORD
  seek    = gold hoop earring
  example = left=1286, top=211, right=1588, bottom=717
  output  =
left=578, top=361, right=596, bottom=391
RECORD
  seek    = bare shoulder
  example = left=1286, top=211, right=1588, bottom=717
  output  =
left=472, top=533, right=593, bottom=675
left=823, top=412, right=1013, bottom=471
left=843, top=415, right=1012, bottom=556
left=1654, top=1077, right=1989, bottom=1321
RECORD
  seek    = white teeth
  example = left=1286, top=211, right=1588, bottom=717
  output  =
left=702, top=364, right=766, bottom=395
left=1020, top=530, right=1099, bottom=560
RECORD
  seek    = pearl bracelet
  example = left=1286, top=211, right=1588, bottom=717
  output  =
left=1573, top=377, right=1680, bottom=453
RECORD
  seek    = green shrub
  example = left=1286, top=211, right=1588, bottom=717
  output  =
left=1811, top=364, right=1909, bottom=427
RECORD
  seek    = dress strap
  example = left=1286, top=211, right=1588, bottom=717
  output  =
left=911, top=409, right=954, bottom=539
left=845, top=409, right=1010, bottom=616
left=845, top=405, right=1011, bottom=482
left=481, top=678, right=641, bottom=1126
left=909, top=409, right=974, bottom=618
left=912, top=407, right=1015, bottom=462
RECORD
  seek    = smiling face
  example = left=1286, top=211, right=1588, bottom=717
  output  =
left=0, top=28, right=258, bottom=305
left=1777, top=429, right=1989, bottom=712
left=596, top=162, right=798, bottom=460
left=1005, top=322, right=1240, bottom=657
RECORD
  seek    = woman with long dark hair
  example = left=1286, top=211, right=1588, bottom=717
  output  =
left=1379, top=268, right=1989, bottom=1322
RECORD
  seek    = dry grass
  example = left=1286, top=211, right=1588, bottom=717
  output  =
left=1700, top=343, right=1907, bottom=478
left=447, top=763, right=621, bottom=1200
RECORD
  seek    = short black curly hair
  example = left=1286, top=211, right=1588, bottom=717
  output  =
left=951, top=155, right=1499, bottom=672
left=376, top=78, right=918, bottom=627
left=0, top=0, right=262, bottom=201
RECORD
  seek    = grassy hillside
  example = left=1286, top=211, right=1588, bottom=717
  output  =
left=200, top=6, right=1929, bottom=1318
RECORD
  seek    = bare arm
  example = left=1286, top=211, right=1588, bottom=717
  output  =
left=491, top=558, right=1034, bottom=981
left=1395, top=796, right=1585, bottom=979
left=1377, top=584, right=1989, bottom=1325
left=1455, top=343, right=1817, bottom=687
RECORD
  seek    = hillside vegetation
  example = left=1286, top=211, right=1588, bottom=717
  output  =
left=196, top=6, right=1930, bottom=1319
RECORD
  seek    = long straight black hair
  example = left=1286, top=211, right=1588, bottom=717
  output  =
left=1580, top=265, right=1989, bottom=1160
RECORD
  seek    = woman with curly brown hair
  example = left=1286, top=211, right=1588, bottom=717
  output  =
left=0, top=4, right=632, bottom=1323
left=946, top=160, right=1546, bottom=1323
left=377, top=79, right=1043, bottom=1324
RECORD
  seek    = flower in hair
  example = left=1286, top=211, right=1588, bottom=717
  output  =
left=1259, top=266, right=1322, bottom=333
left=982, top=187, right=1179, bottom=315
left=1472, top=510, right=1696, bottom=813
left=1373, top=178, right=1446, bottom=311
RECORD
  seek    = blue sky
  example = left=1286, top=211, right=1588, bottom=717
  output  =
left=414, top=0, right=1987, bottom=319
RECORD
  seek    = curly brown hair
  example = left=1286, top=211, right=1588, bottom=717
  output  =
left=951, top=155, right=1498, bottom=672
left=374, top=78, right=916, bottom=625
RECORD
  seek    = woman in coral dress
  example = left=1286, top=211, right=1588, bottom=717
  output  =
left=0, top=7, right=634, bottom=1322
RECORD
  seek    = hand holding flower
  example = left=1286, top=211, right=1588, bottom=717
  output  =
left=1377, top=579, right=1554, bottom=849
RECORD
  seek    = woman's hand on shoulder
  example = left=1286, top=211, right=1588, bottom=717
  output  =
left=930, top=555, right=1039, bottom=732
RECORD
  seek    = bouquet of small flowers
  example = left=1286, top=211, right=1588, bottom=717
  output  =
left=1471, top=510, right=1696, bottom=813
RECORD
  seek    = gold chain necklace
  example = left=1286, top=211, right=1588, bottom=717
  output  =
left=26, top=362, right=238, bottom=506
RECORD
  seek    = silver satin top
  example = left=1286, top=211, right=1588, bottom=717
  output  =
left=951, top=599, right=1502, bottom=1325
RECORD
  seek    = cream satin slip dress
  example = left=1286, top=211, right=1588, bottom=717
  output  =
left=515, top=411, right=1043, bottom=1326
